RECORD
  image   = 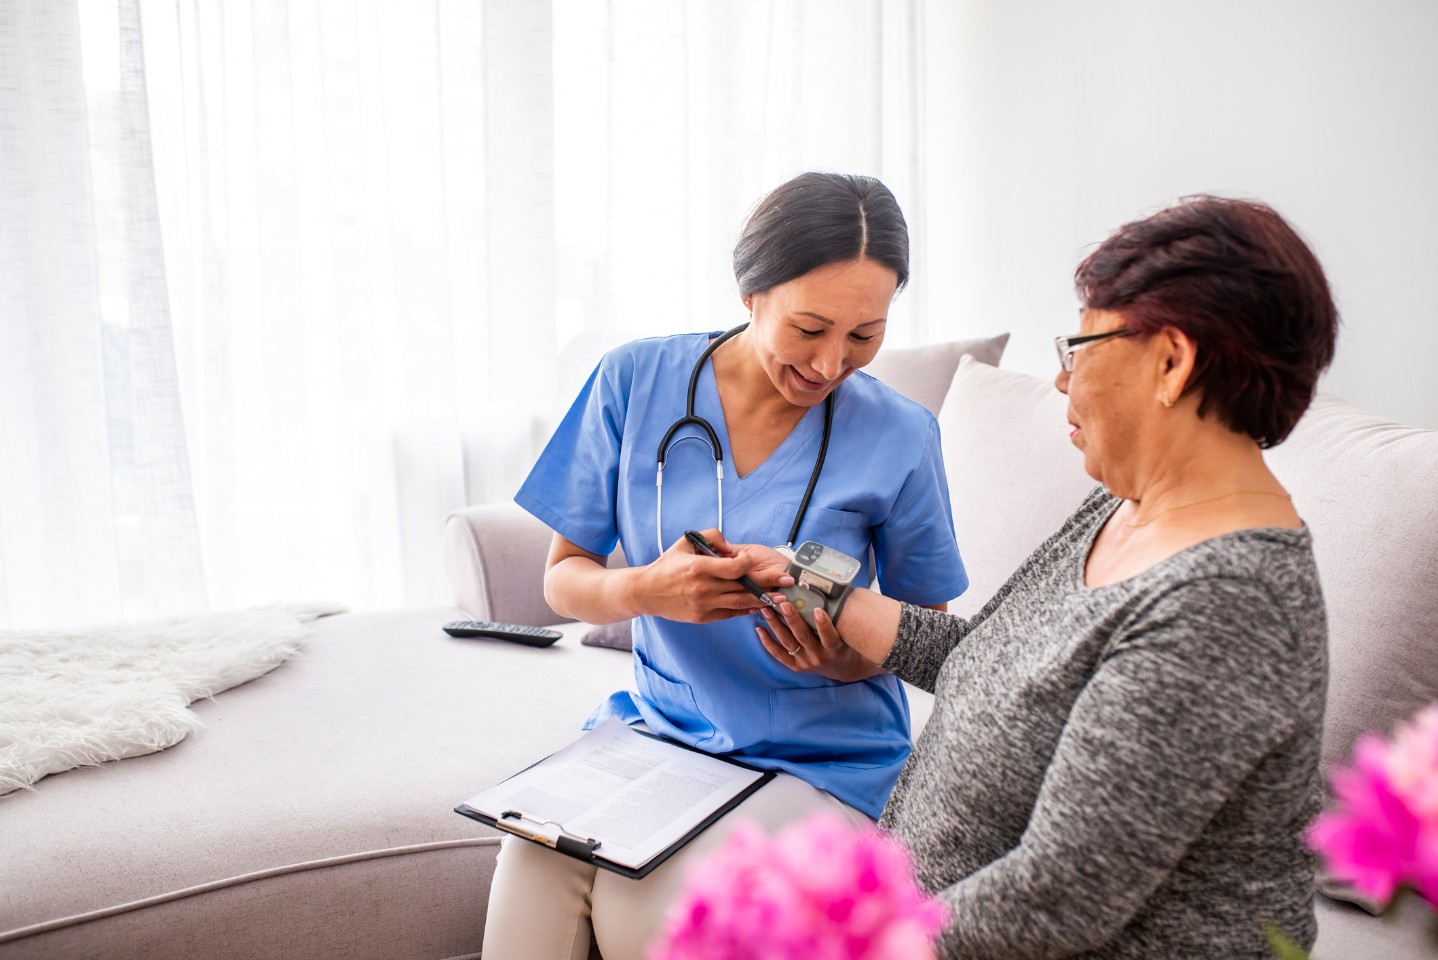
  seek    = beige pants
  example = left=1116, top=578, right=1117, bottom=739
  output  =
left=479, top=769, right=873, bottom=960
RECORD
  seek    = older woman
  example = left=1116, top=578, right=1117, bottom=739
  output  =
left=754, top=195, right=1337, bottom=958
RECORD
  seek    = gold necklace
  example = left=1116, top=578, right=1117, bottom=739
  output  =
left=1123, top=490, right=1292, bottom=528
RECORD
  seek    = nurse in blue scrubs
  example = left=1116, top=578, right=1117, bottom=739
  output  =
left=481, top=171, right=968, bottom=960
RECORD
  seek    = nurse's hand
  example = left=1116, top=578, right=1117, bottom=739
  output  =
left=755, top=599, right=884, bottom=683
left=724, top=541, right=795, bottom=583
left=638, top=529, right=793, bottom=624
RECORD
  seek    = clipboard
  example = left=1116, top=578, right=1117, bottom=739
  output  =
left=454, top=720, right=776, bottom=879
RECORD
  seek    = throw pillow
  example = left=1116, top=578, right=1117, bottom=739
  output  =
left=580, top=619, right=634, bottom=651
left=1265, top=395, right=1438, bottom=781
left=1268, top=395, right=1438, bottom=912
left=936, top=357, right=1095, bottom=617
left=862, top=333, right=1009, bottom=416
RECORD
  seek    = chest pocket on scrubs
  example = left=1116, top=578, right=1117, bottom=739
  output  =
left=765, top=504, right=870, bottom=581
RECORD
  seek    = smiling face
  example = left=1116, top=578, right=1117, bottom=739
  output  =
left=744, top=257, right=897, bottom=407
left=1055, top=307, right=1158, bottom=493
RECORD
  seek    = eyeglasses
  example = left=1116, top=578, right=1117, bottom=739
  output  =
left=1054, top=328, right=1133, bottom=372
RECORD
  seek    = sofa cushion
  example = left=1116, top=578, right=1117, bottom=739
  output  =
left=0, top=608, right=635, bottom=960
left=936, top=357, right=1096, bottom=615
left=1265, top=395, right=1438, bottom=777
left=1313, top=889, right=1438, bottom=960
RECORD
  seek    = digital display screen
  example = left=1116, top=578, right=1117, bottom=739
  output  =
left=795, top=542, right=859, bottom=583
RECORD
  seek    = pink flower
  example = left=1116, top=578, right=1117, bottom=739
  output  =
left=649, top=812, right=948, bottom=960
left=1384, top=706, right=1438, bottom=821
left=1308, top=704, right=1438, bottom=908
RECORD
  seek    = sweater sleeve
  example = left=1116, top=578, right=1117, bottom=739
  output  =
left=881, top=486, right=1108, bottom=692
left=881, top=603, right=974, bottom=693
left=930, top=576, right=1305, bottom=958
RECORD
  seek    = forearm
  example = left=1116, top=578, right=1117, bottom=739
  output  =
left=834, top=594, right=943, bottom=678
left=543, top=555, right=645, bottom=624
left=546, top=536, right=776, bottom=625
left=828, top=587, right=904, bottom=663
left=879, top=604, right=974, bottom=693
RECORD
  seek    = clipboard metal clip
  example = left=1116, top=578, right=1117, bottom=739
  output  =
left=497, top=809, right=602, bottom=858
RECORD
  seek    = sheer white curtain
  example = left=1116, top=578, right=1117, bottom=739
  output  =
left=0, top=0, right=924, bottom=626
left=1, top=0, right=204, bottom=628
left=136, top=0, right=558, bottom=613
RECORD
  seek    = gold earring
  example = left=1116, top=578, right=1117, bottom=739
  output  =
left=1161, top=391, right=1174, bottom=408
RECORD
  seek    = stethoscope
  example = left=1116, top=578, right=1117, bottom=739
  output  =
left=655, top=322, right=834, bottom=555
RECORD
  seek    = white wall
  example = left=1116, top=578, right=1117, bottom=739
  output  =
left=917, top=0, right=1438, bottom=429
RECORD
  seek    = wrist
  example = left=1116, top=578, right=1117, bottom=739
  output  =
left=615, top=565, right=647, bottom=619
left=831, top=588, right=902, bottom=664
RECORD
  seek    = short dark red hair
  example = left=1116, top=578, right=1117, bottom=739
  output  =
left=1074, top=195, right=1338, bottom=448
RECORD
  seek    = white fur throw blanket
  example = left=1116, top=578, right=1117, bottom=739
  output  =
left=0, top=601, right=345, bottom=795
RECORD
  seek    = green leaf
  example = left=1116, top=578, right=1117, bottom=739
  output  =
left=1263, top=922, right=1310, bottom=960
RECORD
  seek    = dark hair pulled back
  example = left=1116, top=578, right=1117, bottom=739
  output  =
left=733, top=172, right=909, bottom=297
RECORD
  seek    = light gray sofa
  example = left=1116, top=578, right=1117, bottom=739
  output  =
left=2, top=343, right=1433, bottom=959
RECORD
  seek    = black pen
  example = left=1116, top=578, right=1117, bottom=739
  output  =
left=683, top=530, right=782, bottom=613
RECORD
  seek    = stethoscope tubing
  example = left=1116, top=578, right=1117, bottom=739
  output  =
left=655, top=322, right=833, bottom=554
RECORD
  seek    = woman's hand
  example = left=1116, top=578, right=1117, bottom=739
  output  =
left=724, top=541, right=793, bottom=583
left=756, top=596, right=884, bottom=683
left=633, top=528, right=793, bottom=624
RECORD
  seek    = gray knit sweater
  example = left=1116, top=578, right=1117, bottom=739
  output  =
left=880, top=488, right=1327, bottom=959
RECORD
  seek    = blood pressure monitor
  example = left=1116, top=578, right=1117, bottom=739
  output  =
left=776, top=540, right=861, bottom=629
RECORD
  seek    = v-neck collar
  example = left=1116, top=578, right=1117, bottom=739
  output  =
left=1075, top=493, right=1311, bottom=592
left=697, top=341, right=825, bottom=509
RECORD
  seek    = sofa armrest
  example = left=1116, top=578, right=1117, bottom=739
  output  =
left=443, top=503, right=569, bottom=626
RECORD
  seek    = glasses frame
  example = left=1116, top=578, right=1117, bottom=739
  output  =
left=1054, top=327, right=1134, bottom=372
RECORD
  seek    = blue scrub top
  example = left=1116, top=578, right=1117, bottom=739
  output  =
left=516, top=332, right=967, bottom=817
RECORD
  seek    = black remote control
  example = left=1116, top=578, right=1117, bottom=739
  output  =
left=442, top=620, right=563, bottom=647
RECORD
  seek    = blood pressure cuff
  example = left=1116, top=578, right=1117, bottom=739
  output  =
left=774, top=544, right=856, bottom=630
